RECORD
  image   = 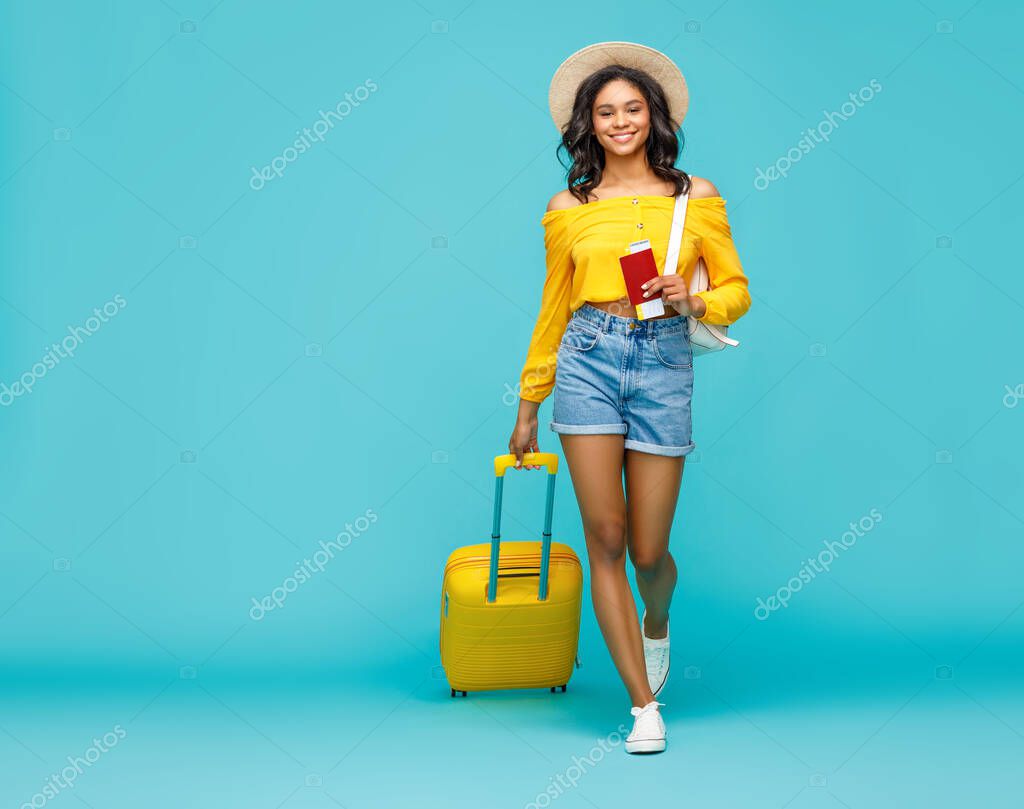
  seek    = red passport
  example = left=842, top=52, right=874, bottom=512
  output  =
left=619, top=247, right=660, bottom=306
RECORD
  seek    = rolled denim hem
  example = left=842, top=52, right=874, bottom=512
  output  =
left=623, top=438, right=696, bottom=457
left=549, top=421, right=628, bottom=435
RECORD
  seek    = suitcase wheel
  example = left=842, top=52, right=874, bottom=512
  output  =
left=450, top=688, right=467, bottom=697
left=550, top=684, right=567, bottom=693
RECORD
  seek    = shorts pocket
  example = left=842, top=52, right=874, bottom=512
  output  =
left=652, top=329, right=692, bottom=369
left=559, top=319, right=601, bottom=353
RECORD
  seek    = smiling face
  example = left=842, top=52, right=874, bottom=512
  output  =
left=591, top=78, right=651, bottom=155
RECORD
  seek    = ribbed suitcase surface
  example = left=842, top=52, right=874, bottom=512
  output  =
left=439, top=454, right=583, bottom=694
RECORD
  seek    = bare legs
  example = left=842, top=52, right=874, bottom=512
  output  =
left=559, top=433, right=685, bottom=706
left=626, top=449, right=683, bottom=640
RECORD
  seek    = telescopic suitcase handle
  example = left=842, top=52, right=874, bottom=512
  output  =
left=487, top=452, right=558, bottom=603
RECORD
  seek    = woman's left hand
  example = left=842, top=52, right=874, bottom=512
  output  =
left=641, top=275, right=707, bottom=317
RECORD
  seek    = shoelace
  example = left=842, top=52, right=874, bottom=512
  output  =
left=644, top=640, right=669, bottom=670
left=629, top=700, right=665, bottom=737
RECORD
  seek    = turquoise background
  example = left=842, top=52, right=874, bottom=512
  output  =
left=2, top=0, right=1023, bottom=806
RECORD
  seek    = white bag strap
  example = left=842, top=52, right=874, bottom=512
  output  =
left=663, top=191, right=688, bottom=275
left=668, top=187, right=741, bottom=349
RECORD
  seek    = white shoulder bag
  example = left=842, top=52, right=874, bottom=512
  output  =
left=664, top=190, right=740, bottom=356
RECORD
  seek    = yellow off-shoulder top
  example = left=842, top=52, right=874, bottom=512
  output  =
left=518, top=193, right=752, bottom=403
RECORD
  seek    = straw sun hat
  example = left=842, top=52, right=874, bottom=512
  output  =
left=547, top=41, right=689, bottom=134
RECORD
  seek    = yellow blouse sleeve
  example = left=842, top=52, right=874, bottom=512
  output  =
left=691, top=198, right=752, bottom=325
left=518, top=212, right=573, bottom=404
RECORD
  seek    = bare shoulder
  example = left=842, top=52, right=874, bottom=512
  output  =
left=546, top=189, right=582, bottom=212
left=688, top=176, right=720, bottom=199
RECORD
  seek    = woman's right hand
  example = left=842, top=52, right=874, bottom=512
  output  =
left=509, top=405, right=541, bottom=470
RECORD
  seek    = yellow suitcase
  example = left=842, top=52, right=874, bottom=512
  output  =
left=440, top=452, right=583, bottom=696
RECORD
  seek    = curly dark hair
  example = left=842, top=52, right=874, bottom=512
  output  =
left=556, top=64, right=691, bottom=204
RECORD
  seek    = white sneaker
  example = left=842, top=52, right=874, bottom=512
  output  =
left=641, top=610, right=670, bottom=697
left=625, top=700, right=666, bottom=754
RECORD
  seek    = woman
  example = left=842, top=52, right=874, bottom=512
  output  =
left=508, top=42, right=751, bottom=754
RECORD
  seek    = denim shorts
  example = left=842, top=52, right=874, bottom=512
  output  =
left=550, top=303, right=696, bottom=457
